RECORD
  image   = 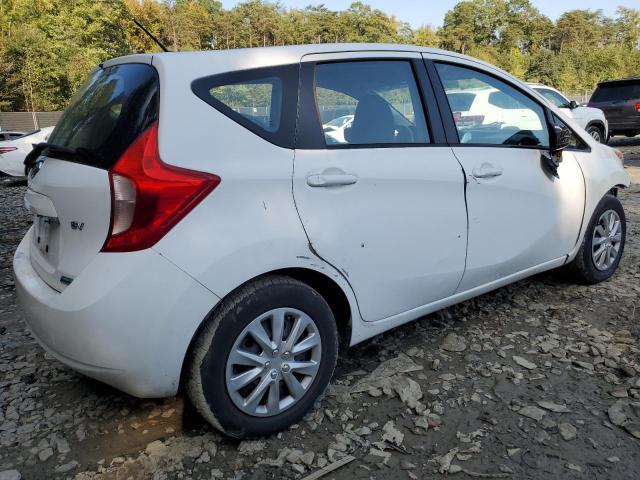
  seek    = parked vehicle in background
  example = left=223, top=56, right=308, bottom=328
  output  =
left=588, top=78, right=640, bottom=139
left=529, top=83, right=608, bottom=143
left=13, top=44, right=629, bottom=439
left=0, top=127, right=55, bottom=177
left=0, top=131, right=27, bottom=141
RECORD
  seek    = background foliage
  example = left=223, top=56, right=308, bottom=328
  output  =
left=0, top=0, right=638, bottom=111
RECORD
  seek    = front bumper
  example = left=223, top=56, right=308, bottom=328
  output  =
left=13, top=228, right=219, bottom=397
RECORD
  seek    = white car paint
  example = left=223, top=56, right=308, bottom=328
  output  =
left=13, top=44, right=630, bottom=400
left=529, top=83, right=608, bottom=140
left=0, top=127, right=54, bottom=176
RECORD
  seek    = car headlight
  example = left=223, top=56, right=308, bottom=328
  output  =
left=613, top=148, right=624, bottom=166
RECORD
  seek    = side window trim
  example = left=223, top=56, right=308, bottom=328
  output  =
left=191, top=64, right=299, bottom=149
left=423, top=59, right=459, bottom=144
left=295, top=57, right=445, bottom=150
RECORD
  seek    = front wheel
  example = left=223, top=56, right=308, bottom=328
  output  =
left=586, top=125, right=604, bottom=143
left=186, top=275, right=338, bottom=438
left=566, top=194, right=626, bottom=284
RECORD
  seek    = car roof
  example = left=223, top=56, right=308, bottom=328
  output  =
left=597, top=78, right=640, bottom=87
left=107, top=43, right=499, bottom=72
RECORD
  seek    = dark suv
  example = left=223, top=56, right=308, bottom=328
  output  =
left=589, top=78, right=640, bottom=139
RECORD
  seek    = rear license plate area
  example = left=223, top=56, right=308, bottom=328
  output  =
left=34, top=215, right=52, bottom=255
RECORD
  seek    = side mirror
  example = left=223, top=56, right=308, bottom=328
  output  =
left=551, top=124, right=572, bottom=153
left=542, top=124, right=572, bottom=178
left=568, top=100, right=579, bottom=110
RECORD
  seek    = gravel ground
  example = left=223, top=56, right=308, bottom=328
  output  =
left=1, top=139, right=639, bottom=480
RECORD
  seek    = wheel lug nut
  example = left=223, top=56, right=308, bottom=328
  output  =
left=265, top=361, right=271, bottom=367
left=281, top=364, right=290, bottom=373
left=272, top=349, right=279, bottom=357
left=270, top=370, right=278, bottom=379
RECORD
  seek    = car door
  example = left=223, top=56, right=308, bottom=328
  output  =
left=293, top=52, right=468, bottom=322
left=425, top=56, right=586, bottom=292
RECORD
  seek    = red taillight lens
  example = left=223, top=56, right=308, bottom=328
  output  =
left=635, top=102, right=640, bottom=112
left=0, top=146, right=18, bottom=154
left=102, top=122, right=220, bottom=252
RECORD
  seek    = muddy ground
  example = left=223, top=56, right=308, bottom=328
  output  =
left=1, top=138, right=639, bottom=480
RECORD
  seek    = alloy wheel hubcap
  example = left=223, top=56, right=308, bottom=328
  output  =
left=591, top=209, right=622, bottom=271
left=589, top=129, right=601, bottom=142
left=225, top=307, right=322, bottom=417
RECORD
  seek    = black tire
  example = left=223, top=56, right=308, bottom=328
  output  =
left=586, top=124, right=604, bottom=143
left=186, top=275, right=338, bottom=438
left=624, top=131, right=638, bottom=138
left=566, top=194, right=626, bottom=284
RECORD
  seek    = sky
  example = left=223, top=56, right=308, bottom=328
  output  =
left=219, top=0, right=640, bottom=28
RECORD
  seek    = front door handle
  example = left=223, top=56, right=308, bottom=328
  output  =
left=472, top=164, right=503, bottom=179
left=307, top=171, right=359, bottom=187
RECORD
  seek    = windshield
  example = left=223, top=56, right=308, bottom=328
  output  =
left=48, top=63, right=159, bottom=169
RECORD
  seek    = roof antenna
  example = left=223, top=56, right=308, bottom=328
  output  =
left=132, top=18, right=170, bottom=53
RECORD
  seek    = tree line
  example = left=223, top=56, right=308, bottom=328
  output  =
left=0, top=0, right=638, bottom=112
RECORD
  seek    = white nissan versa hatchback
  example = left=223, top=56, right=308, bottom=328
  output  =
left=14, top=44, right=630, bottom=438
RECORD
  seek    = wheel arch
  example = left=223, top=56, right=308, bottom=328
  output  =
left=585, top=120, right=606, bottom=138
left=179, top=267, right=355, bottom=389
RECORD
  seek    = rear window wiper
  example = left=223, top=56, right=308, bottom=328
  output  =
left=24, top=142, right=94, bottom=175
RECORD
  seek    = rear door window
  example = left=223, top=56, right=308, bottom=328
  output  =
left=314, top=61, right=430, bottom=146
left=191, top=65, right=299, bottom=148
left=47, top=63, right=159, bottom=170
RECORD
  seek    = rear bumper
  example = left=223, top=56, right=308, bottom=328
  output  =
left=13, top=228, right=220, bottom=397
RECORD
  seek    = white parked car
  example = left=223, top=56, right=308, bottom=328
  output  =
left=528, top=83, right=608, bottom=143
left=322, top=114, right=353, bottom=143
left=14, top=45, right=629, bottom=438
left=0, top=130, right=27, bottom=141
left=0, top=127, right=55, bottom=176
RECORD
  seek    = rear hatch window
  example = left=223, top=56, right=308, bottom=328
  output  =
left=591, top=82, right=640, bottom=103
left=47, top=63, right=159, bottom=169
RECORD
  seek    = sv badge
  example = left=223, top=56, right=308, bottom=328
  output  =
left=70, top=221, right=85, bottom=231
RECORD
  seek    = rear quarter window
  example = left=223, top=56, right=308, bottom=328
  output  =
left=191, top=65, right=299, bottom=148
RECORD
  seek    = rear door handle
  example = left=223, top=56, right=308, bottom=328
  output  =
left=306, top=172, right=359, bottom=187
left=472, top=164, right=503, bottom=179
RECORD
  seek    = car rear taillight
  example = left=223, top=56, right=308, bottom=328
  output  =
left=102, top=122, right=220, bottom=252
left=0, top=146, right=17, bottom=154
left=635, top=102, right=640, bottom=112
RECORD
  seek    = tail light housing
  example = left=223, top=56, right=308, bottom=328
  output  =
left=635, top=102, right=640, bottom=112
left=102, top=122, right=220, bottom=252
left=0, top=146, right=18, bottom=154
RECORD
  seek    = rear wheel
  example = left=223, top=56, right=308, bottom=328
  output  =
left=624, top=131, right=639, bottom=138
left=187, top=275, right=338, bottom=438
left=586, top=125, right=604, bottom=143
left=566, top=194, right=626, bottom=284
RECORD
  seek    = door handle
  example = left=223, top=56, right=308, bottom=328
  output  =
left=472, top=164, right=503, bottom=179
left=306, top=172, right=359, bottom=187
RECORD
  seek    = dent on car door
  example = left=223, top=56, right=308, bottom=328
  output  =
left=427, top=58, right=586, bottom=291
left=293, top=54, right=468, bottom=322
